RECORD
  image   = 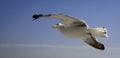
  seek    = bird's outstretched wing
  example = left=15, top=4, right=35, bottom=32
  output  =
left=32, top=14, right=88, bottom=28
left=83, top=33, right=105, bottom=50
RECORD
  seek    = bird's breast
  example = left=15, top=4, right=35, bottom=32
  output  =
left=58, top=28, right=90, bottom=39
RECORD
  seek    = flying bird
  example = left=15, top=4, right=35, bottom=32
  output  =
left=32, top=14, right=108, bottom=50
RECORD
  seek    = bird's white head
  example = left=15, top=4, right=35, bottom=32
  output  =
left=51, top=23, right=64, bottom=28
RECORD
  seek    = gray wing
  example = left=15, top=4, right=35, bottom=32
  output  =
left=83, top=33, right=105, bottom=50
left=32, top=14, right=88, bottom=28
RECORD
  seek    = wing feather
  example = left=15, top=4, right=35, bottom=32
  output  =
left=32, top=14, right=88, bottom=27
left=83, top=34, right=105, bottom=50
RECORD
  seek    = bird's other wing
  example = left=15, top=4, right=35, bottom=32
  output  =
left=32, top=14, right=88, bottom=28
left=82, top=34, right=105, bottom=50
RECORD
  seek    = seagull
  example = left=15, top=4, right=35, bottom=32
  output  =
left=32, top=14, right=108, bottom=50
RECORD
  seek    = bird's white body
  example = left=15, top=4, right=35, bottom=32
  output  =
left=58, top=27, right=108, bottom=39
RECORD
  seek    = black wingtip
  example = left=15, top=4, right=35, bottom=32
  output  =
left=32, top=14, right=43, bottom=21
left=92, top=43, right=105, bottom=50
left=97, top=43, right=105, bottom=50
left=32, top=14, right=40, bottom=19
left=32, top=14, right=52, bottom=21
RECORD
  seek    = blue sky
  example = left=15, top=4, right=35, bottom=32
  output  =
left=0, top=0, right=120, bottom=58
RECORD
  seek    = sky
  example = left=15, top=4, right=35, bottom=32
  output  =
left=0, top=0, right=120, bottom=58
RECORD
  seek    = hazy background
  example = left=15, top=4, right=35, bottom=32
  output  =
left=0, top=0, right=120, bottom=58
